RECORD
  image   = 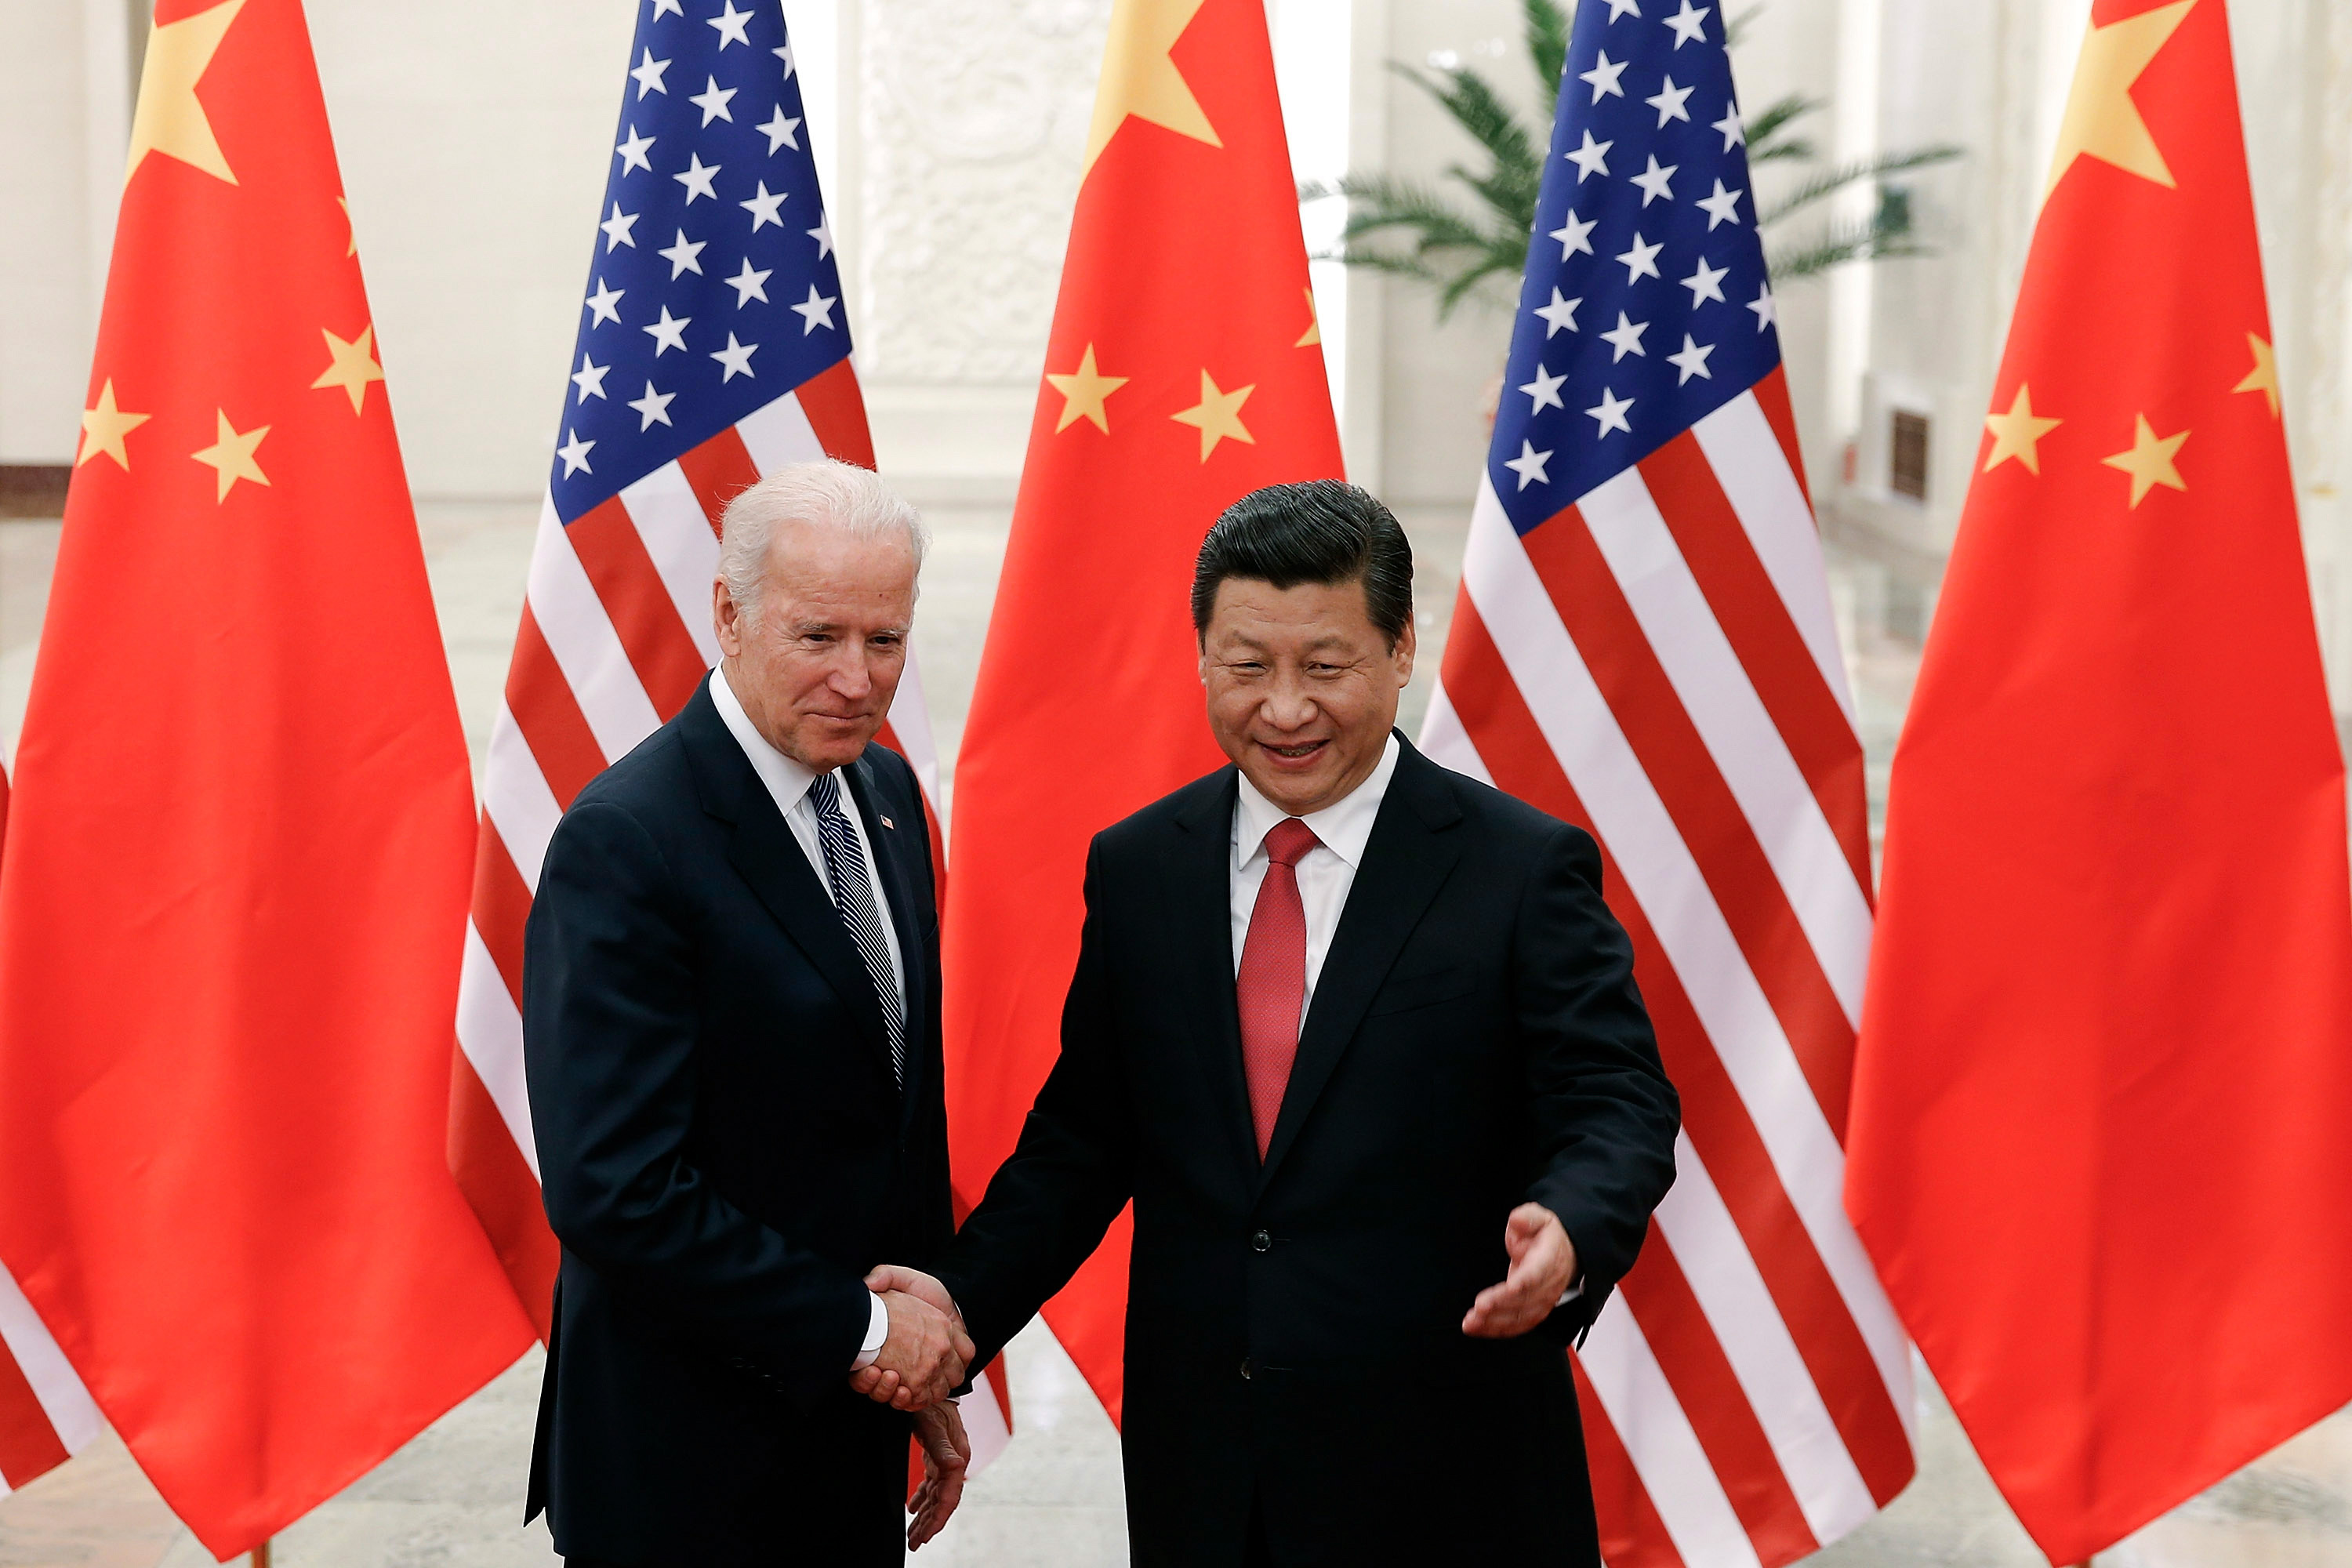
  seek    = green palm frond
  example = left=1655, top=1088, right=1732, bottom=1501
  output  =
left=1526, top=0, right=1572, bottom=93
left=1757, top=146, right=1964, bottom=224
left=1393, top=63, right=1541, bottom=196
left=1766, top=216, right=1926, bottom=278
left=1299, top=173, right=1491, bottom=254
left=1449, top=156, right=1544, bottom=236
left=1742, top=93, right=1820, bottom=163
left=1316, top=250, right=1454, bottom=289
left=1435, top=245, right=1533, bottom=318
left=1300, top=176, right=1529, bottom=318
left=1304, top=1, right=1963, bottom=315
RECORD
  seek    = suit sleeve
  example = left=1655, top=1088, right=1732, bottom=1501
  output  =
left=904, top=758, right=956, bottom=1262
left=1514, top=822, right=1681, bottom=1342
left=935, top=840, right=1136, bottom=1367
left=523, top=799, right=873, bottom=1405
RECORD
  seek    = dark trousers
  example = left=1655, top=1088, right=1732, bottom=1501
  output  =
left=1245, top=1494, right=1273, bottom=1568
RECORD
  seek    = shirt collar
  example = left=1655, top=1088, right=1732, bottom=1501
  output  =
left=1234, top=732, right=1401, bottom=872
left=710, top=664, right=822, bottom=816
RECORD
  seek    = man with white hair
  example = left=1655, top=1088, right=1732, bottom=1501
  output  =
left=522, top=459, right=973, bottom=1565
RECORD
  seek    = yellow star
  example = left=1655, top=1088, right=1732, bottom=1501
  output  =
left=1171, top=370, right=1256, bottom=462
left=125, top=0, right=246, bottom=190
left=191, top=409, right=270, bottom=502
left=77, top=379, right=152, bottom=471
left=1044, top=343, right=1128, bottom=434
left=2232, top=331, right=2280, bottom=418
left=2100, top=413, right=2188, bottom=508
left=1981, top=383, right=2063, bottom=474
left=311, top=325, right=387, bottom=415
left=1295, top=287, right=1321, bottom=348
left=2043, top=0, right=2195, bottom=202
left=1083, top=0, right=1221, bottom=177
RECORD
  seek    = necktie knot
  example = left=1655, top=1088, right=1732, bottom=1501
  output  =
left=808, top=771, right=841, bottom=815
left=1265, top=817, right=1319, bottom=869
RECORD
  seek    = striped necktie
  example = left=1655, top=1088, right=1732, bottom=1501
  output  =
left=808, top=771, right=906, bottom=1088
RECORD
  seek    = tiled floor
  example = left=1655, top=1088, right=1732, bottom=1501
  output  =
left=0, top=503, right=2343, bottom=1566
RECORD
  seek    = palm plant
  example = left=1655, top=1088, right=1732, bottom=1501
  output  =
left=1301, top=0, right=1962, bottom=318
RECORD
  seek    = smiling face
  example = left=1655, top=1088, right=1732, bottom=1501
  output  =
left=1199, top=575, right=1416, bottom=816
left=713, top=516, right=917, bottom=774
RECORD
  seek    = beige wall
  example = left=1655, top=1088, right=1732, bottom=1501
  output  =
left=0, top=0, right=104, bottom=464
left=0, top=0, right=627, bottom=492
left=1838, top=0, right=2352, bottom=706
left=307, top=2, right=634, bottom=498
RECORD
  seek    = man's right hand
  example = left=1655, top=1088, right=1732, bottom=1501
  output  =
left=855, top=1282, right=973, bottom=1410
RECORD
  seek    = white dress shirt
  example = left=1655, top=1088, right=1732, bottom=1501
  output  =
left=709, top=667, right=903, bottom=1368
left=1229, top=732, right=1580, bottom=1304
left=1229, top=734, right=1400, bottom=1003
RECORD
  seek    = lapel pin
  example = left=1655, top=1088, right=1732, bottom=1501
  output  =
left=880, top=815, right=895, bottom=829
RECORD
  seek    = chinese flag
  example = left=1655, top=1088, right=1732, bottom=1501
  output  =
left=940, top=0, right=1342, bottom=1421
left=1846, top=2, right=2352, bottom=1560
left=0, top=0, right=532, bottom=1553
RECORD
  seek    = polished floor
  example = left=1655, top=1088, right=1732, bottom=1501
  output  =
left=0, top=503, right=2341, bottom=1566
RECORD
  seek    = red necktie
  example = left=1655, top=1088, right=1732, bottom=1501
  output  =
left=1237, top=818, right=1319, bottom=1160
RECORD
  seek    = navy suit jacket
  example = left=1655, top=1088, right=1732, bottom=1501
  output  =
left=521, top=676, right=948, bottom=1566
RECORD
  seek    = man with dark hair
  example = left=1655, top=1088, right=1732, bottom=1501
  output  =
left=866, top=479, right=1679, bottom=1565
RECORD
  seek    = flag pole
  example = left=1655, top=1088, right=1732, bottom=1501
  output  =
left=250, top=1539, right=270, bottom=1568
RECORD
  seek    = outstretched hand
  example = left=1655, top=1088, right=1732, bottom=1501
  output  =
left=848, top=1265, right=974, bottom=1410
left=906, top=1399, right=971, bottom=1550
left=1461, top=1203, right=1577, bottom=1338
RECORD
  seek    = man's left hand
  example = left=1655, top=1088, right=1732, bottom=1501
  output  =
left=906, top=1400, right=970, bottom=1550
left=1461, top=1203, right=1577, bottom=1338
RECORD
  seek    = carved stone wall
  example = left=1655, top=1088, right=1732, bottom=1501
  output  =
left=852, top=0, right=1109, bottom=387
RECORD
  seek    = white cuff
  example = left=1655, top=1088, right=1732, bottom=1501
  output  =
left=1557, top=1279, right=1585, bottom=1307
left=850, top=1291, right=889, bottom=1370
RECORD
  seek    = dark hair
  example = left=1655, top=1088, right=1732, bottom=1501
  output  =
left=1190, top=481, right=1414, bottom=648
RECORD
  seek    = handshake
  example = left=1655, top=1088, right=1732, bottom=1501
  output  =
left=850, top=1265, right=974, bottom=1551
left=850, top=1263, right=971, bottom=1410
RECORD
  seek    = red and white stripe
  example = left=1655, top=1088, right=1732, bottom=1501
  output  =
left=0, top=765, right=101, bottom=1494
left=1423, top=369, right=1913, bottom=1566
left=0, top=1263, right=101, bottom=1498
left=445, top=361, right=1011, bottom=1468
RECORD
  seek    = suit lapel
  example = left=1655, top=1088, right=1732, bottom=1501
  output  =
left=844, top=753, right=926, bottom=1121
left=1258, top=739, right=1465, bottom=1189
left=1173, top=770, right=1261, bottom=1181
left=680, top=680, right=894, bottom=1070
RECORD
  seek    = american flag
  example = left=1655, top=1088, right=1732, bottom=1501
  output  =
left=0, top=1224, right=99, bottom=1498
left=1418, top=3, right=1915, bottom=1563
left=442, top=0, right=1002, bottom=1453
left=0, top=771, right=100, bottom=1497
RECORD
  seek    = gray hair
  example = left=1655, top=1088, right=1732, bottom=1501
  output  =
left=717, top=458, right=928, bottom=622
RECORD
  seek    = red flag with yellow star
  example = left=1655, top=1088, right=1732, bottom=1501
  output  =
left=940, top=0, right=1341, bottom=1421
left=1846, top=2, right=2352, bottom=1559
left=0, top=0, right=533, bottom=1552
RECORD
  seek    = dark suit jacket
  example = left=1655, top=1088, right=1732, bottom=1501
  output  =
left=521, top=677, right=949, bottom=1567
left=939, top=736, right=1679, bottom=1566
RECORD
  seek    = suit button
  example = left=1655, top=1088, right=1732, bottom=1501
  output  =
left=1240, top=1357, right=1256, bottom=1381
left=1250, top=1229, right=1271, bottom=1252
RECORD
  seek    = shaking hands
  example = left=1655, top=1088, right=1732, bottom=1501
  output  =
left=849, top=1264, right=974, bottom=1411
